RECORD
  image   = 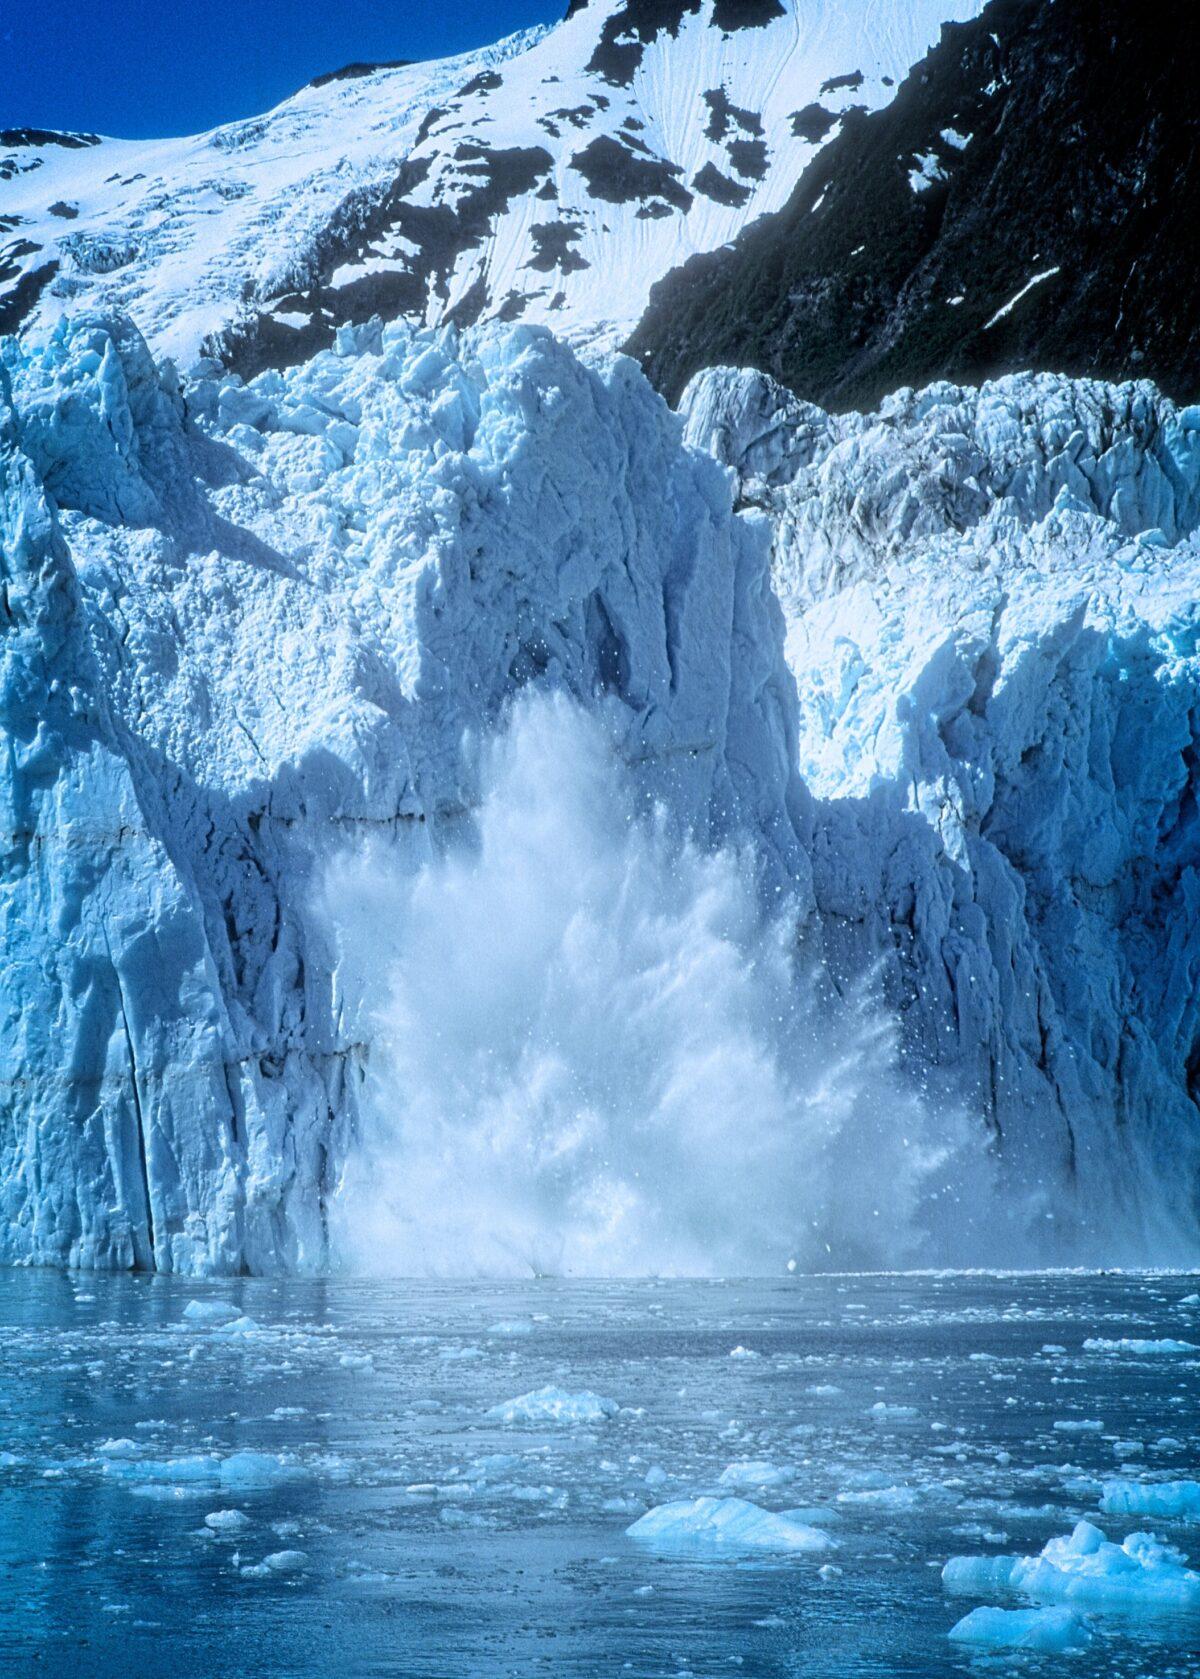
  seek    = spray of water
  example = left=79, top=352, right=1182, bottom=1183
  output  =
left=326, top=693, right=984, bottom=1276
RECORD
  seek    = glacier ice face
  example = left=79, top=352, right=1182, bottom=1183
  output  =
left=683, top=366, right=1200, bottom=1259
left=0, top=310, right=807, bottom=1272
left=4, top=303, right=1200, bottom=1272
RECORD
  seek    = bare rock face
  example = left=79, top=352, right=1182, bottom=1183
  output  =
left=628, top=0, right=1200, bottom=411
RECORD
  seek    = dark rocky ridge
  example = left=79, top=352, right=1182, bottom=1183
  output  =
left=627, top=0, right=1200, bottom=412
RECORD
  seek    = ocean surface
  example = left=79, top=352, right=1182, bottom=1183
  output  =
left=1, top=1271, right=1198, bottom=1677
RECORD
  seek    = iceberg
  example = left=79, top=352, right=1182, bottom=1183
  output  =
left=626, top=1496, right=834, bottom=1555
left=1101, top=1480, right=1200, bottom=1521
left=943, top=1520, right=1200, bottom=1611
left=947, top=1605, right=1092, bottom=1652
left=486, top=1387, right=618, bottom=1425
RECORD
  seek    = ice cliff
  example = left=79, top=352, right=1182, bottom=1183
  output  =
left=684, top=367, right=1200, bottom=1255
left=0, top=312, right=804, bottom=1270
left=2, top=310, right=1199, bottom=1270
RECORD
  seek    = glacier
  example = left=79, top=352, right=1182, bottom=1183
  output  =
left=3, top=305, right=1200, bottom=1271
left=685, top=367, right=1200, bottom=1258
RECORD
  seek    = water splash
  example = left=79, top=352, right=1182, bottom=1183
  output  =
left=327, top=694, right=983, bottom=1276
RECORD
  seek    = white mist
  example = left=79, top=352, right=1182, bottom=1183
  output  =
left=327, top=693, right=979, bottom=1276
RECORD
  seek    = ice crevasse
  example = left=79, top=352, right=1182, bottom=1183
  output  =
left=3, top=308, right=1200, bottom=1272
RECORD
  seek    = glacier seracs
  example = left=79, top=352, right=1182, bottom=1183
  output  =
left=0, top=310, right=806, bottom=1271
left=3, top=307, right=1200, bottom=1270
left=684, top=365, right=1200, bottom=1259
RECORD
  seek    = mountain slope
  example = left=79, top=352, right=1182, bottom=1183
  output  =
left=628, top=0, right=1200, bottom=410
left=0, top=0, right=981, bottom=374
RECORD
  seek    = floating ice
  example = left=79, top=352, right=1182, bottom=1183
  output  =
left=718, top=1461, right=791, bottom=1490
left=627, top=1497, right=834, bottom=1555
left=486, top=1387, right=618, bottom=1425
left=837, top=1485, right=922, bottom=1510
left=1083, top=1338, right=1198, bottom=1355
left=212, top=1316, right=262, bottom=1338
left=488, top=1321, right=534, bottom=1337
left=182, top=1300, right=242, bottom=1325
left=948, top=1605, right=1092, bottom=1652
left=204, top=1509, right=251, bottom=1533
left=263, top=1550, right=307, bottom=1572
left=1054, top=1419, right=1105, bottom=1433
left=242, top=1549, right=308, bottom=1578
left=943, top=1520, right=1200, bottom=1610
left=1101, top=1481, right=1200, bottom=1521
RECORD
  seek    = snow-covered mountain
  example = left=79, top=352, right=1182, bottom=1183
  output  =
left=0, top=0, right=982, bottom=372
left=631, top=0, right=1200, bottom=409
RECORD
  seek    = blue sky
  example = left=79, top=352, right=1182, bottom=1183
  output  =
left=2, top=0, right=568, bottom=138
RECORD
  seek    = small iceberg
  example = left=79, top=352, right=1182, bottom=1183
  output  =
left=718, top=1460, right=791, bottom=1490
left=1101, top=1480, right=1200, bottom=1521
left=204, top=1508, right=250, bottom=1534
left=627, top=1497, right=834, bottom=1555
left=943, top=1520, right=1200, bottom=1611
left=486, top=1387, right=618, bottom=1424
left=182, top=1299, right=242, bottom=1325
left=948, top=1605, right=1092, bottom=1652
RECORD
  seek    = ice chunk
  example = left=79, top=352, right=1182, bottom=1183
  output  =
left=1053, top=1419, right=1104, bottom=1433
left=488, top=1321, right=533, bottom=1336
left=486, top=1387, right=618, bottom=1424
left=943, top=1520, right=1200, bottom=1611
left=1100, top=1480, right=1200, bottom=1521
left=219, top=1451, right=299, bottom=1487
left=182, top=1300, right=242, bottom=1325
left=1083, top=1338, right=1198, bottom=1354
left=718, top=1460, right=791, bottom=1489
left=212, top=1316, right=261, bottom=1337
left=204, top=1509, right=251, bottom=1533
left=242, top=1549, right=308, bottom=1578
left=948, top=1606, right=1092, bottom=1652
left=263, top=1549, right=307, bottom=1572
left=627, top=1497, right=835, bottom=1555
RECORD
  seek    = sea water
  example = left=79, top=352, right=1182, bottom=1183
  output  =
left=1, top=1271, right=1198, bottom=1676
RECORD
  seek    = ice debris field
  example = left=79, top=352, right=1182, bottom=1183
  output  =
left=1, top=1269, right=1199, bottom=1678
